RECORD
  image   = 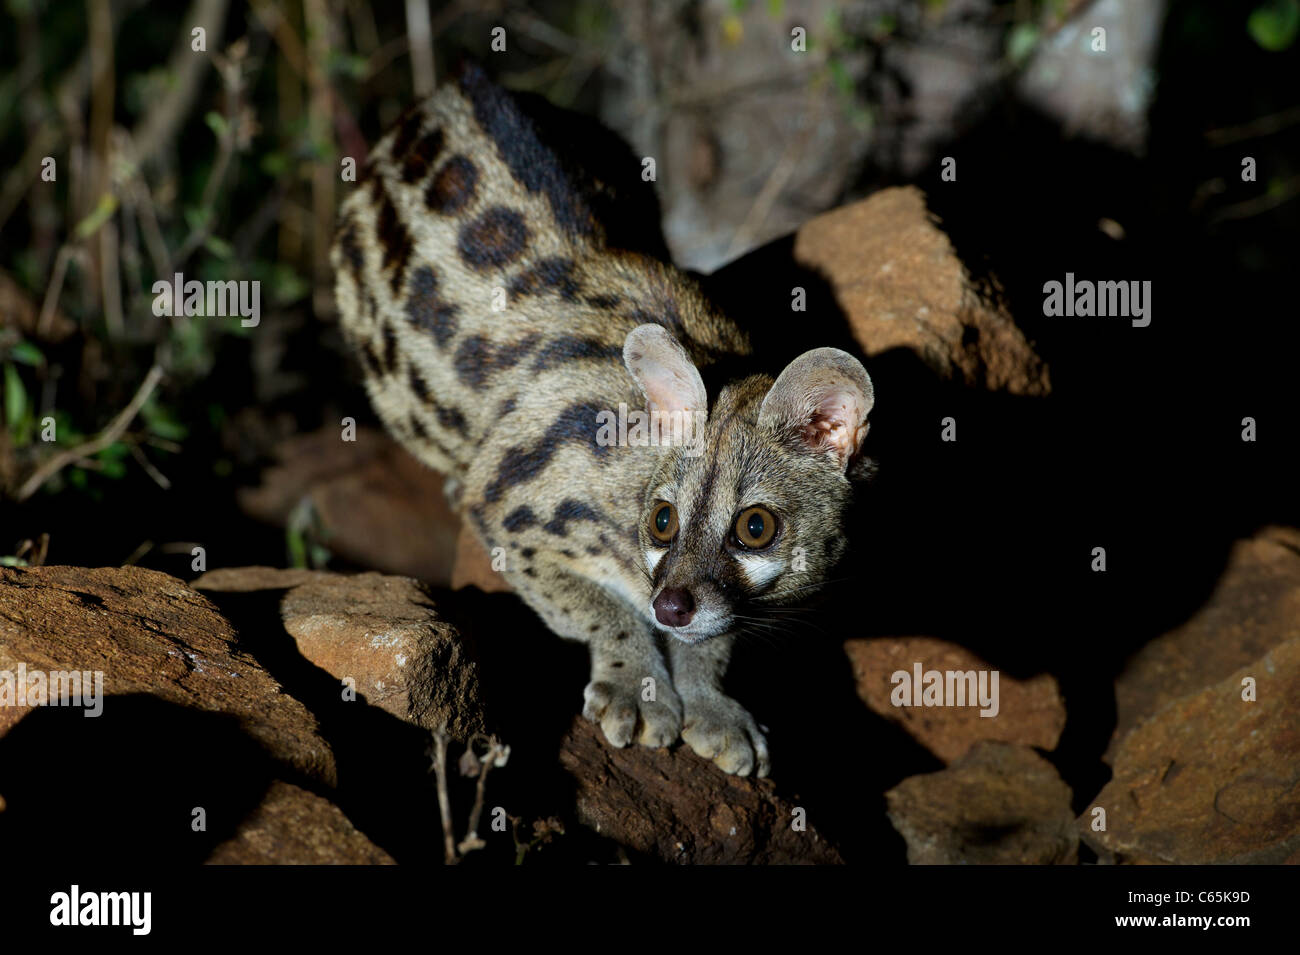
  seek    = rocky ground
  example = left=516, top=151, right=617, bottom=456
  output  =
left=1, top=189, right=1295, bottom=864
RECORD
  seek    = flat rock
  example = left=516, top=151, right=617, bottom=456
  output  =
left=1081, top=637, right=1300, bottom=865
left=559, top=718, right=842, bottom=864
left=0, top=565, right=335, bottom=784
left=1107, top=526, right=1300, bottom=761
left=885, top=741, right=1077, bottom=864
left=205, top=780, right=395, bottom=864
left=237, top=426, right=460, bottom=585
left=846, top=637, right=1065, bottom=763
left=280, top=573, right=486, bottom=740
left=794, top=187, right=1051, bottom=396
left=196, top=567, right=487, bottom=741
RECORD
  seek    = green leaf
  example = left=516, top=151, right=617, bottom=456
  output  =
left=6, top=340, right=44, bottom=366
left=204, top=110, right=229, bottom=138
left=4, top=362, right=27, bottom=433
left=1248, top=0, right=1300, bottom=50
left=73, top=193, right=119, bottom=240
left=259, top=151, right=291, bottom=178
left=141, top=399, right=189, bottom=441
left=1006, top=22, right=1040, bottom=65
left=204, top=235, right=234, bottom=259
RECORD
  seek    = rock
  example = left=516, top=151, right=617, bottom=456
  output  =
left=559, top=718, right=842, bottom=864
left=280, top=573, right=486, bottom=740
left=1081, top=637, right=1300, bottom=865
left=845, top=636, right=1066, bottom=763
left=0, top=565, right=335, bottom=784
left=205, top=780, right=395, bottom=864
left=237, top=426, right=460, bottom=585
left=195, top=567, right=488, bottom=741
left=793, top=187, right=1051, bottom=396
left=885, top=741, right=1077, bottom=864
left=1107, top=526, right=1300, bottom=761
left=191, top=566, right=328, bottom=593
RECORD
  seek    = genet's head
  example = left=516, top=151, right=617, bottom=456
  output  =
left=624, top=324, right=875, bottom=643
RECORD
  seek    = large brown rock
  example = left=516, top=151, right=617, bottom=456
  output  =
left=238, top=426, right=460, bottom=585
left=794, top=187, right=1051, bottom=396
left=1107, top=526, right=1300, bottom=761
left=1081, top=638, right=1300, bottom=865
left=205, top=780, right=395, bottom=864
left=885, top=741, right=1077, bottom=865
left=559, top=718, right=842, bottom=864
left=0, top=565, right=335, bottom=784
left=195, top=567, right=487, bottom=741
left=846, top=636, right=1066, bottom=763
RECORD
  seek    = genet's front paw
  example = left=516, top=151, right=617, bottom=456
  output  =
left=680, top=690, right=770, bottom=778
left=582, top=674, right=683, bottom=749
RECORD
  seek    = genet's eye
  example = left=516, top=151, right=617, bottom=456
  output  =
left=734, top=506, right=777, bottom=549
left=650, top=502, right=678, bottom=543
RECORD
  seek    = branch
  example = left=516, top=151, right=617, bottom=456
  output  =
left=14, top=364, right=165, bottom=502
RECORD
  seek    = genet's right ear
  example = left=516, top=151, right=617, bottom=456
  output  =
left=623, top=324, right=709, bottom=427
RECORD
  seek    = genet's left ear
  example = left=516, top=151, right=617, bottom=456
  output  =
left=758, top=347, right=874, bottom=472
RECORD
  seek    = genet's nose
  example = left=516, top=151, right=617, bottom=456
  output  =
left=653, top=587, right=695, bottom=627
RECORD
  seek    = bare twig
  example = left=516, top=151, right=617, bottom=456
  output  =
left=1206, top=105, right=1300, bottom=146
left=459, top=737, right=509, bottom=855
left=430, top=724, right=458, bottom=865
left=14, top=364, right=165, bottom=502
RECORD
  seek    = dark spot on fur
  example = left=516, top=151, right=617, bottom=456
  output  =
left=435, top=404, right=469, bottom=437
left=484, top=402, right=608, bottom=502
left=585, top=293, right=621, bottom=309
left=498, top=396, right=518, bottom=417
left=426, top=155, right=478, bottom=214
left=503, top=507, right=537, bottom=532
left=408, top=366, right=430, bottom=402
left=401, top=128, right=445, bottom=184
left=382, top=323, right=399, bottom=369
left=458, top=206, right=529, bottom=271
left=405, top=266, right=460, bottom=348
left=360, top=342, right=384, bottom=377
left=337, top=220, right=364, bottom=280
left=610, top=661, right=624, bottom=668
left=586, top=546, right=602, bottom=556
left=390, top=106, right=427, bottom=160
left=508, top=257, right=580, bottom=301
left=561, top=549, right=576, bottom=558
left=458, top=62, right=595, bottom=237
left=543, top=498, right=604, bottom=536
left=409, top=414, right=429, bottom=441
left=521, top=547, right=536, bottom=559
left=615, top=632, right=628, bottom=641
left=589, top=624, right=599, bottom=633
left=376, top=192, right=413, bottom=295
left=523, top=567, right=537, bottom=578
left=531, top=336, right=622, bottom=371
left=455, top=333, right=541, bottom=389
